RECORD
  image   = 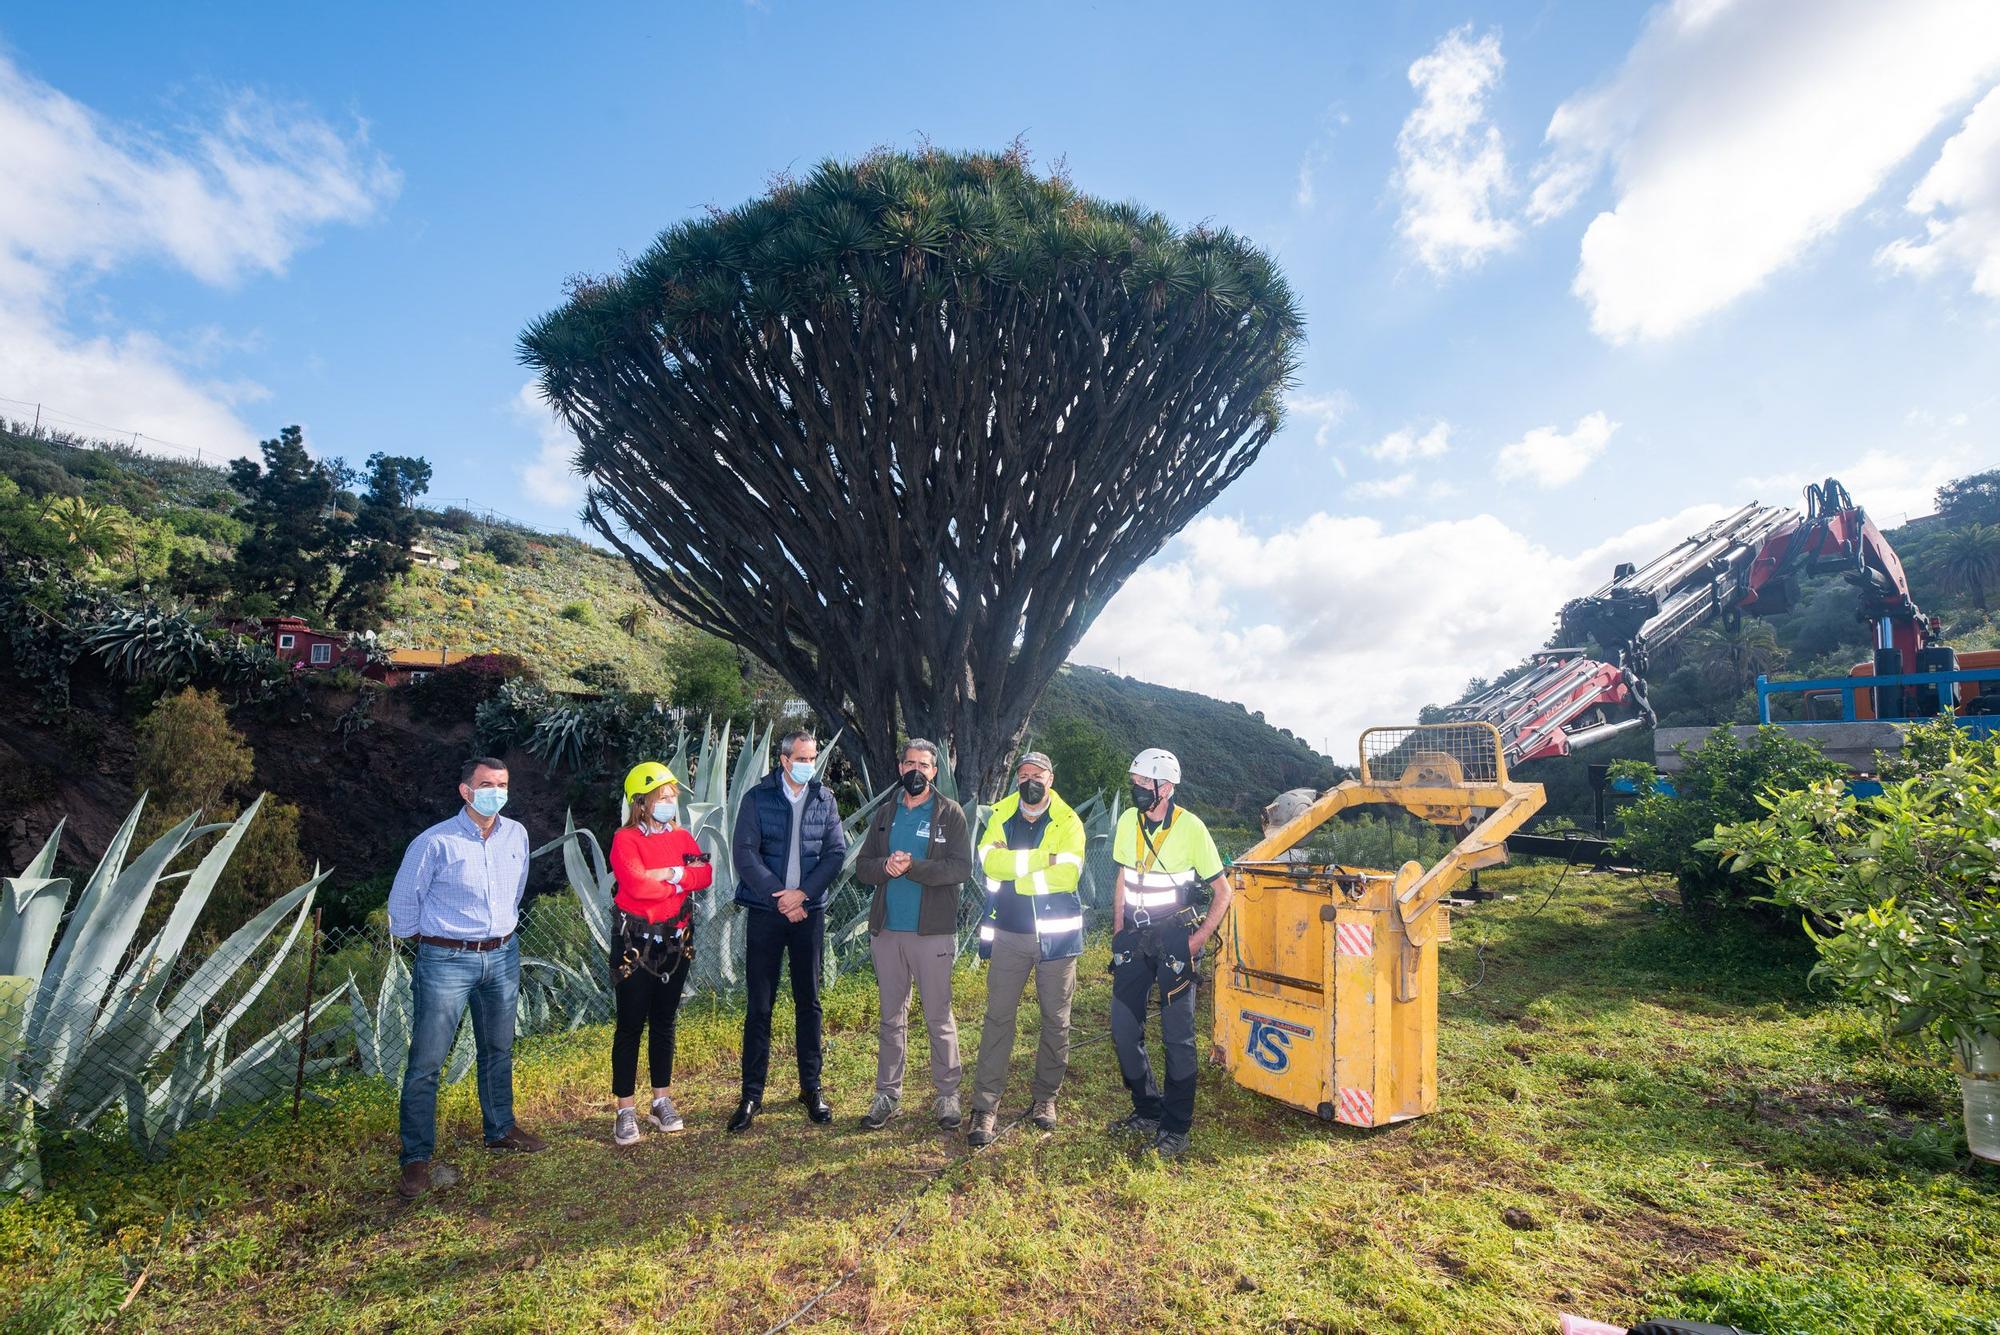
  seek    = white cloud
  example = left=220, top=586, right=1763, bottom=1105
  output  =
left=1880, top=84, right=2000, bottom=299
left=1071, top=502, right=1726, bottom=760
left=0, top=52, right=397, bottom=455
left=1394, top=26, right=1518, bottom=273
left=512, top=381, right=585, bottom=511
left=1368, top=421, right=1451, bottom=463
left=1285, top=390, right=1353, bottom=448
left=1495, top=412, right=1617, bottom=488
left=1532, top=0, right=2000, bottom=342
left=1740, top=442, right=1982, bottom=528
left=1351, top=472, right=1415, bottom=500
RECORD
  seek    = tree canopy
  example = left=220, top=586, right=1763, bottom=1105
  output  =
left=521, top=146, right=1303, bottom=795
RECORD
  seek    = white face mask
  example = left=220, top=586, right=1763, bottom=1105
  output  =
left=649, top=798, right=675, bottom=823
left=788, top=759, right=816, bottom=784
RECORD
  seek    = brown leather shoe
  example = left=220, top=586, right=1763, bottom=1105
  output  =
left=398, top=1161, right=431, bottom=1200
left=485, top=1124, right=547, bottom=1153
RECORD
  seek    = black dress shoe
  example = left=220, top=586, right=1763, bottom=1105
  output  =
left=800, top=1090, right=833, bottom=1124
left=727, top=1098, right=760, bottom=1133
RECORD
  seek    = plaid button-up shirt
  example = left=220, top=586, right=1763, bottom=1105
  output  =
left=386, top=809, right=531, bottom=940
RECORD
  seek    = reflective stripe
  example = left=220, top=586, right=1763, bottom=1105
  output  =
left=984, top=876, right=1003, bottom=894
left=1026, top=870, right=1049, bottom=895
left=1012, top=851, right=1032, bottom=878
left=1035, top=915, right=1084, bottom=935
left=1133, top=871, right=1184, bottom=889
left=979, top=925, right=995, bottom=941
left=1051, top=852, right=1084, bottom=868
left=1125, top=888, right=1180, bottom=909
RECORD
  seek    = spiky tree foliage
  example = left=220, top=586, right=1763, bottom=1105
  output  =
left=521, top=148, right=1302, bottom=795
left=1930, top=524, right=2000, bottom=612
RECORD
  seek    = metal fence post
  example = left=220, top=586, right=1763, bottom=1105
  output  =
left=291, top=908, right=323, bottom=1120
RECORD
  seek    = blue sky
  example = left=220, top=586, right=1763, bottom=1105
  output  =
left=3, top=2, right=1998, bottom=751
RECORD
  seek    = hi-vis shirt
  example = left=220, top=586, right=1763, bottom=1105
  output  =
left=1112, top=805, right=1224, bottom=915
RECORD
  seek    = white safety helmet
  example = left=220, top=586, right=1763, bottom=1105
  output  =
left=1129, top=747, right=1181, bottom=784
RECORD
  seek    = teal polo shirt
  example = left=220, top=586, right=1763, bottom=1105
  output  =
left=883, top=794, right=935, bottom=932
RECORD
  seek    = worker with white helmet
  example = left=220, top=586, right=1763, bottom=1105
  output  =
left=1106, top=747, right=1233, bottom=1157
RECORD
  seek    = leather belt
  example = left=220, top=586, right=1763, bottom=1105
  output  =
left=415, top=932, right=514, bottom=952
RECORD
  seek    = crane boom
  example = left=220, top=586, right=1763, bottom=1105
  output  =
left=1446, top=478, right=1929, bottom=767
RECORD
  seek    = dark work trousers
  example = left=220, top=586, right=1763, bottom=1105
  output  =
left=1109, top=922, right=1199, bottom=1135
left=740, top=906, right=826, bottom=1100
left=610, top=945, right=691, bottom=1098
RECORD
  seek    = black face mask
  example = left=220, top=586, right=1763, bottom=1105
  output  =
left=1017, top=779, right=1047, bottom=806
left=1131, top=782, right=1160, bottom=814
left=899, top=768, right=931, bottom=797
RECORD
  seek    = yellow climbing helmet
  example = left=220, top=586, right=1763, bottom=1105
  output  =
left=623, top=761, right=679, bottom=800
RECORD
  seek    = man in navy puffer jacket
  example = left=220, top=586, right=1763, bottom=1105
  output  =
left=727, top=730, right=848, bottom=1132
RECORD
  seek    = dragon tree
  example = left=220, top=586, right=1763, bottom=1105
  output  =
left=520, top=147, right=1302, bottom=797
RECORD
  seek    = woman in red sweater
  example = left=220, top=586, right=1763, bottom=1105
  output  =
left=608, top=761, right=713, bottom=1145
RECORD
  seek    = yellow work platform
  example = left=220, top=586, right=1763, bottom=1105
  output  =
left=1214, top=723, right=1544, bottom=1127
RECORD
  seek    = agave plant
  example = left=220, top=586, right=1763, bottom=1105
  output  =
left=2, top=797, right=326, bottom=1190
left=83, top=606, right=214, bottom=686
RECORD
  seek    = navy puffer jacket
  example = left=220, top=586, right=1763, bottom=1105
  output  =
left=731, top=770, right=848, bottom=912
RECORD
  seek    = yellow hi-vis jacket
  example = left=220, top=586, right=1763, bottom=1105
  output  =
left=976, top=790, right=1087, bottom=961
left=1112, top=804, right=1224, bottom=923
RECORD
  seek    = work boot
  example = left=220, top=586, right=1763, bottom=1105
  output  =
left=613, top=1107, right=640, bottom=1146
left=1152, top=1130, right=1191, bottom=1159
left=860, top=1092, right=901, bottom=1130
left=800, top=1089, right=833, bottom=1124
left=486, top=1125, right=548, bottom=1153
left=1108, top=1111, right=1160, bottom=1138
left=934, top=1093, right=963, bottom=1130
left=727, top=1098, right=761, bottom=1133
left=649, top=1093, right=684, bottom=1133
left=397, top=1160, right=431, bottom=1200
left=1030, top=1097, right=1057, bottom=1131
left=966, top=1110, right=998, bottom=1147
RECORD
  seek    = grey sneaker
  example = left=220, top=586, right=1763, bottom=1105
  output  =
left=613, top=1107, right=640, bottom=1146
left=934, top=1093, right=963, bottom=1130
left=1030, top=1097, right=1057, bottom=1131
left=966, top=1110, right=998, bottom=1147
left=1153, top=1130, right=1190, bottom=1158
left=860, top=1092, right=901, bottom=1130
left=1108, top=1111, right=1160, bottom=1138
left=648, top=1093, right=684, bottom=1133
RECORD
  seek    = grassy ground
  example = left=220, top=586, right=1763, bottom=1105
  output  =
left=5, top=866, right=1997, bottom=1334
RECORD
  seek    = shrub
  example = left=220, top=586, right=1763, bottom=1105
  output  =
left=482, top=530, right=530, bottom=565
left=1610, top=725, right=1844, bottom=913
left=558, top=600, right=594, bottom=624
left=406, top=651, right=530, bottom=725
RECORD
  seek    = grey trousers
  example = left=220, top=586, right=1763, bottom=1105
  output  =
left=970, top=927, right=1077, bottom=1115
left=870, top=929, right=961, bottom=1100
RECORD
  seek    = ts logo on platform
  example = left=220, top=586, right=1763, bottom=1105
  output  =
left=1241, top=1011, right=1313, bottom=1073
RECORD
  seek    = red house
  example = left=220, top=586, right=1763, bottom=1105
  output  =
left=264, top=616, right=353, bottom=671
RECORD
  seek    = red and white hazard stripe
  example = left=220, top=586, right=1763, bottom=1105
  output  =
left=1335, top=1086, right=1374, bottom=1126
left=1334, top=922, right=1373, bottom=957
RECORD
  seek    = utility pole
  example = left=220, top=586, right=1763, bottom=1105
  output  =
left=31, top=404, right=40, bottom=437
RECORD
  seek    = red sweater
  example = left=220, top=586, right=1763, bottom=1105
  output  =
left=610, top=823, right=713, bottom=923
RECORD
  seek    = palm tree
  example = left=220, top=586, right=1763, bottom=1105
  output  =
left=1928, top=524, right=2000, bottom=612
left=1688, top=620, right=1787, bottom=697
left=616, top=603, right=653, bottom=638
left=42, top=497, right=129, bottom=565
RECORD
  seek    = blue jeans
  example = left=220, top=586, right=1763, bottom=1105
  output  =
left=399, top=937, right=519, bottom=1165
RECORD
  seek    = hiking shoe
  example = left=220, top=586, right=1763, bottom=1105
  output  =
left=648, top=1093, right=684, bottom=1133
left=1108, top=1111, right=1160, bottom=1138
left=486, top=1124, right=548, bottom=1153
left=1030, top=1097, right=1057, bottom=1131
left=966, top=1110, right=998, bottom=1147
left=397, top=1160, right=431, bottom=1200
left=934, top=1094, right=963, bottom=1130
left=860, top=1093, right=901, bottom=1130
left=1152, top=1130, right=1190, bottom=1158
left=613, top=1108, right=641, bottom=1146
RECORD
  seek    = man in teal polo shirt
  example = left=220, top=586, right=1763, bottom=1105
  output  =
left=854, top=739, right=973, bottom=1130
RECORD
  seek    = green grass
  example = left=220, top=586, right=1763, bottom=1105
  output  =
left=6, top=867, right=1997, bottom=1333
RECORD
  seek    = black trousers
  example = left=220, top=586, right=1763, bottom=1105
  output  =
left=610, top=946, right=691, bottom=1098
left=740, top=906, right=825, bottom=1100
left=1110, top=923, right=1200, bottom=1135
